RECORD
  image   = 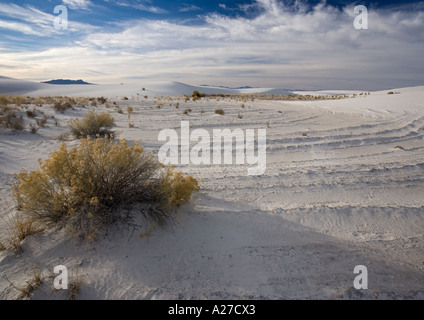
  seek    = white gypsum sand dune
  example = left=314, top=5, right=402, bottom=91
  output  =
left=0, top=79, right=423, bottom=299
left=0, top=77, right=294, bottom=98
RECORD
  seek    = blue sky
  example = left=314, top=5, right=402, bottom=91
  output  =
left=0, top=0, right=423, bottom=90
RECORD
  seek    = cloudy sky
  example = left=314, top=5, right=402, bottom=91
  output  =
left=0, top=0, right=423, bottom=90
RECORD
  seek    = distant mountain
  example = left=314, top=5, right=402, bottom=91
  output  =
left=199, top=84, right=255, bottom=90
left=42, top=79, right=93, bottom=85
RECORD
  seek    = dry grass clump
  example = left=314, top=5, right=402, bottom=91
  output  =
left=68, top=275, right=84, bottom=300
left=26, top=110, right=37, bottom=118
left=5, top=268, right=43, bottom=299
left=215, top=108, right=225, bottom=115
left=53, top=101, right=73, bottom=113
left=0, top=110, right=25, bottom=130
left=0, top=94, right=10, bottom=106
left=97, top=97, right=107, bottom=105
left=12, top=136, right=200, bottom=239
left=5, top=215, right=41, bottom=252
left=192, top=90, right=205, bottom=101
left=183, top=108, right=192, bottom=115
left=68, top=111, right=115, bottom=138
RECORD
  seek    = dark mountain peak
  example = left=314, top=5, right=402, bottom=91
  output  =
left=42, top=79, right=93, bottom=85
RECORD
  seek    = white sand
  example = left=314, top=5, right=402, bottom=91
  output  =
left=0, top=78, right=423, bottom=299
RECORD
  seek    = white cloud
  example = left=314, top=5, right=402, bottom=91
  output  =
left=62, top=0, right=92, bottom=10
left=1, top=0, right=423, bottom=89
left=116, top=1, right=167, bottom=14
left=0, top=3, right=98, bottom=37
left=179, top=5, right=201, bottom=13
left=0, top=19, right=44, bottom=36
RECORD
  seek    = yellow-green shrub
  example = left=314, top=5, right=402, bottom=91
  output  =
left=12, top=136, right=199, bottom=238
left=0, top=111, right=25, bottom=130
left=161, top=167, right=200, bottom=210
left=0, top=95, right=10, bottom=106
left=68, top=111, right=115, bottom=138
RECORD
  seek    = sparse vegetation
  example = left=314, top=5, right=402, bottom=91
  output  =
left=0, top=94, right=10, bottom=106
left=203, top=93, right=347, bottom=101
left=5, top=215, right=40, bottom=252
left=192, top=91, right=205, bottom=101
left=68, top=111, right=115, bottom=138
left=30, top=124, right=39, bottom=134
left=116, top=106, right=124, bottom=114
left=215, top=108, right=225, bottom=115
left=12, top=136, right=200, bottom=239
left=53, top=101, right=73, bottom=113
left=68, top=271, right=84, bottom=300
left=5, top=268, right=43, bottom=299
left=183, top=108, right=192, bottom=115
left=26, top=110, right=37, bottom=118
left=97, top=97, right=107, bottom=105
left=36, top=116, right=48, bottom=128
left=0, top=111, right=25, bottom=130
left=127, top=106, right=134, bottom=124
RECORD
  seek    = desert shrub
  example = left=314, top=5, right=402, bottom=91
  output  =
left=5, top=268, right=43, bottom=298
left=68, top=111, right=115, bottom=138
left=30, top=124, right=39, bottom=134
left=97, top=97, right=107, bottom=104
left=0, top=111, right=25, bottom=130
left=127, top=107, right=134, bottom=122
left=0, top=95, right=10, bottom=106
left=26, top=110, right=37, bottom=118
left=36, top=116, right=48, bottom=128
left=192, top=91, right=205, bottom=100
left=183, top=108, right=192, bottom=115
left=5, top=215, right=39, bottom=252
left=160, top=167, right=200, bottom=211
left=12, top=136, right=200, bottom=238
left=68, top=274, right=84, bottom=300
left=12, top=96, right=26, bottom=106
left=54, top=101, right=73, bottom=113
left=215, top=108, right=225, bottom=115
